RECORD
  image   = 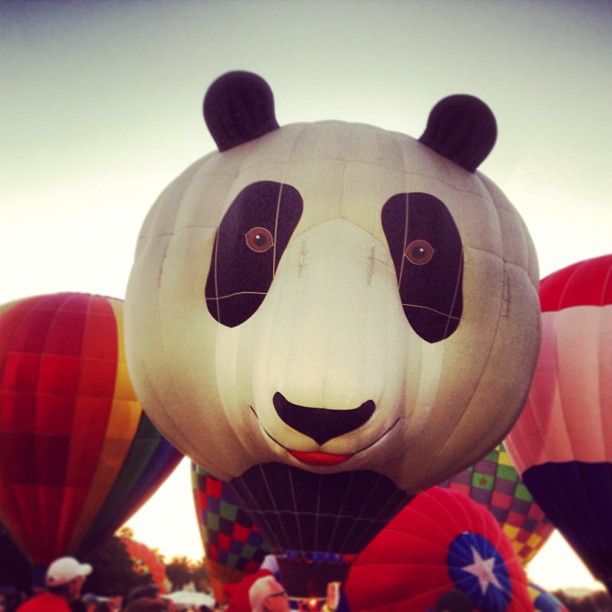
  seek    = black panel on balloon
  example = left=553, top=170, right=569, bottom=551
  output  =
left=228, top=463, right=412, bottom=555
left=522, top=461, right=612, bottom=590
left=381, top=192, right=463, bottom=343
left=205, top=181, right=303, bottom=327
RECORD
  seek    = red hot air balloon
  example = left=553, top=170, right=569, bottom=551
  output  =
left=505, top=254, right=612, bottom=593
left=344, top=486, right=532, bottom=611
left=0, top=293, right=182, bottom=583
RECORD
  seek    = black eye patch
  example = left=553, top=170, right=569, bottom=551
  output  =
left=381, top=193, right=463, bottom=342
left=205, top=181, right=303, bottom=327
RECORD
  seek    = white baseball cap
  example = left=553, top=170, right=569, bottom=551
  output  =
left=45, top=557, right=92, bottom=587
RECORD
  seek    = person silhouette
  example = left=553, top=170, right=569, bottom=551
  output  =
left=18, top=557, right=92, bottom=611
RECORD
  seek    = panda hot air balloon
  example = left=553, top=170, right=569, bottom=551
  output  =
left=505, top=254, right=612, bottom=593
left=125, top=71, right=541, bottom=596
left=0, top=293, right=182, bottom=584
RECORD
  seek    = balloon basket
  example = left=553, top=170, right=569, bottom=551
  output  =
left=291, top=596, right=326, bottom=611
left=277, top=552, right=352, bottom=599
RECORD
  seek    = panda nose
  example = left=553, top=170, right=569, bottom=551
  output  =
left=273, top=392, right=375, bottom=446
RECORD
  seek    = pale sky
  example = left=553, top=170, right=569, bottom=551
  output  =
left=1, top=0, right=611, bottom=596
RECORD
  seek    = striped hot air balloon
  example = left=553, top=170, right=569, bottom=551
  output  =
left=506, top=254, right=612, bottom=594
left=0, top=292, right=182, bottom=584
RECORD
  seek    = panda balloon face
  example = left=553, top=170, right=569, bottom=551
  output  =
left=125, top=72, right=540, bottom=559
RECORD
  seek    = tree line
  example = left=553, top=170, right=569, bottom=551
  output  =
left=0, top=523, right=210, bottom=600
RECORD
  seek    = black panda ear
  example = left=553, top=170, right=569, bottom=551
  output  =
left=418, top=95, right=497, bottom=172
left=203, top=71, right=280, bottom=152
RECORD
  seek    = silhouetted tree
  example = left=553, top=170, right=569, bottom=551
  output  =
left=165, top=557, right=193, bottom=591
left=190, top=558, right=211, bottom=593
left=554, top=589, right=612, bottom=612
left=83, top=535, right=153, bottom=599
left=116, top=526, right=134, bottom=540
left=164, top=556, right=210, bottom=594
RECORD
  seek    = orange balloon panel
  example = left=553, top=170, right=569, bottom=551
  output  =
left=507, top=304, right=612, bottom=469
left=0, top=293, right=182, bottom=566
left=507, top=254, right=612, bottom=470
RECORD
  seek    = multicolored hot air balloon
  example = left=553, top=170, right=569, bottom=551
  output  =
left=439, top=443, right=554, bottom=565
left=125, top=71, right=540, bottom=595
left=344, top=486, right=532, bottom=611
left=505, top=254, right=612, bottom=593
left=0, top=293, right=182, bottom=583
left=191, top=463, right=271, bottom=603
left=527, top=583, right=569, bottom=612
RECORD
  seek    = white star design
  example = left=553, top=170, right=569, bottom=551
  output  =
left=462, top=546, right=503, bottom=594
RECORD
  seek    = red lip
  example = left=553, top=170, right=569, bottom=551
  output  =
left=288, top=450, right=353, bottom=466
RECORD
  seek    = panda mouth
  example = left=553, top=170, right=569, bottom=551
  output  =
left=250, top=405, right=400, bottom=466
left=287, top=450, right=354, bottom=466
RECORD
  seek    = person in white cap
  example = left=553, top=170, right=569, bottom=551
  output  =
left=248, top=574, right=289, bottom=612
left=17, top=556, right=92, bottom=611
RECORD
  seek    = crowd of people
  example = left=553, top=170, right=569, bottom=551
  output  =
left=0, top=554, right=486, bottom=612
left=2, top=555, right=344, bottom=612
left=7, top=554, right=610, bottom=612
left=1, top=556, right=213, bottom=612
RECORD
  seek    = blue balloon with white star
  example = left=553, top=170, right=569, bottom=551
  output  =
left=448, top=533, right=512, bottom=610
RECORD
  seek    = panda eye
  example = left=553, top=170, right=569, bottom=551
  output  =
left=245, top=227, right=274, bottom=253
left=381, top=192, right=463, bottom=343
left=405, top=239, right=434, bottom=265
left=205, top=180, right=303, bottom=328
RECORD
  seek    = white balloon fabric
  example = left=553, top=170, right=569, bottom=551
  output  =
left=124, top=72, right=540, bottom=570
